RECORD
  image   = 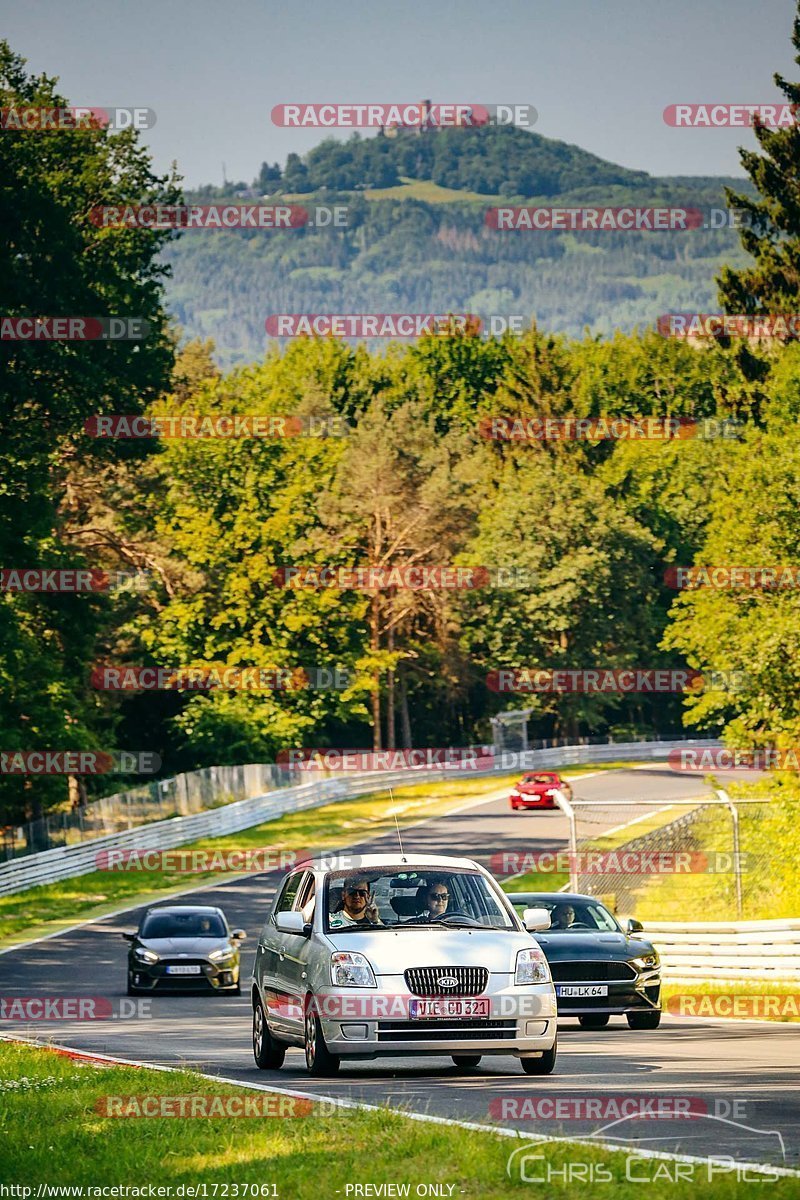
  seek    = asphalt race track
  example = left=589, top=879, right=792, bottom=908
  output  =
left=2, top=766, right=798, bottom=1171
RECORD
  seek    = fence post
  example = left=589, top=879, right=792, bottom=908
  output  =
left=555, top=789, right=579, bottom=892
left=716, top=788, right=742, bottom=919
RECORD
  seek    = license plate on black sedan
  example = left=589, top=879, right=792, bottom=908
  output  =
left=556, top=984, right=608, bottom=997
left=165, top=964, right=202, bottom=975
left=409, top=998, right=491, bottom=1019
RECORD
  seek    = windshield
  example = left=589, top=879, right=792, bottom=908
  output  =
left=511, top=898, right=620, bottom=933
left=524, top=774, right=558, bottom=784
left=141, top=911, right=226, bottom=938
left=324, top=868, right=516, bottom=932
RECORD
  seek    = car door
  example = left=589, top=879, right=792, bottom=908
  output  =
left=280, top=872, right=317, bottom=1029
left=257, top=870, right=306, bottom=1036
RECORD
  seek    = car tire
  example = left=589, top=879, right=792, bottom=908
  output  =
left=578, top=1014, right=610, bottom=1029
left=451, top=1055, right=482, bottom=1069
left=252, top=996, right=286, bottom=1069
left=521, top=1036, right=557, bottom=1075
left=305, top=1003, right=340, bottom=1077
left=627, top=1010, right=662, bottom=1030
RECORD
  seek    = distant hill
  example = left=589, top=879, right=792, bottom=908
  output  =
left=164, top=126, right=754, bottom=366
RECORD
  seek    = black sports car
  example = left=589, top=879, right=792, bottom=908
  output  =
left=123, top=904, right=246, bottom=994
left=506, top=891, right=661, bottom=1029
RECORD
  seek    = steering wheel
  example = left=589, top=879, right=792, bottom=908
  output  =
left=430, top=910, right=482, bottom=926
left=566, top=921, right=592, bottom=929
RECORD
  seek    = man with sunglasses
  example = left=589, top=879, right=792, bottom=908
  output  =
left=329, top=876, right=382, bottom=928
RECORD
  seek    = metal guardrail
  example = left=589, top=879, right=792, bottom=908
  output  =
left=0, top=738, right=718, bottom=897
left=647, top=920, right=800, bottom=980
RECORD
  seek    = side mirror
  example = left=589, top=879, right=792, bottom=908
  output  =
left=231, top=929, right=247, bottom=940
left=122, top=931, right=136, bottom=942
left=275, top=912, right=310, bottom=936
left=626, top=918, right=644, bottom=934
left=523, top=907, right=551, bottom=932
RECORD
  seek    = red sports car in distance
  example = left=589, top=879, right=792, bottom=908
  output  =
left=509, top=771, right=572, bottom=811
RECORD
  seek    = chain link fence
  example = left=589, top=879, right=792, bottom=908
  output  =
left=0, top=763, right=292, bottom=861
left=566, top=793, right=772, bottom=921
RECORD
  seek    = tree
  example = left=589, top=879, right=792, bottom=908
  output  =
left=0, top=42, right=178, bottom=824
left=717, top=4, right=800, bottom=321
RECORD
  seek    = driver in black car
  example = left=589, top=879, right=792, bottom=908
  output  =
left=551, top=903, right=576, bottom=929
left=416, top=878, right=450, bottom=922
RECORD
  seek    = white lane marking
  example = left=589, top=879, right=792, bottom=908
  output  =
left=1, top=1033, right=796, bottom=1177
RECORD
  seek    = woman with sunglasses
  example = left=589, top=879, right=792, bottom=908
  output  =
left=416, top=878, right=450, bottom=922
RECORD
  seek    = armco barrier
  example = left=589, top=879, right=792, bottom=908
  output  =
left=648, top=919, right=800, bottom=981
left=0, top=739, right=717, bottom=897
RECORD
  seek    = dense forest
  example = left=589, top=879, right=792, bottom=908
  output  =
left=3, top=19, right=800, bottom=828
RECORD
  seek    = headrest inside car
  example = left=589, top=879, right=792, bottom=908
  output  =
left=390, top=894, right=420, bottom=916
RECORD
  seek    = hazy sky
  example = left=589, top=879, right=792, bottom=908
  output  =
left=5, top=0, right=798, bottom=187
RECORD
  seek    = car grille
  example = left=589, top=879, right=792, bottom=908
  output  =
left=377, top=1019, right=516, bottom=1041
left=549, top=960, right=637, bottom=983
left=404, top=967, right=489, bottom=996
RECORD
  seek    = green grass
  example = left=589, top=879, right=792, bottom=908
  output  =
left=0, top=1041, right=793, bottom=1195
left=0, top=774, right=520, bottom=949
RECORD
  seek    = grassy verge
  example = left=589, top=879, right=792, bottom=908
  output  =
left=0, top=1041, right=792, bottom=1196
left=662, top=980, right=800, bottom=1023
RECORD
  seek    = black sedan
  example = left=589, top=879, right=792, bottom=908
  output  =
left=123, top=905, right=246, bottom=994
left=506, top=892, right=661, bottom=1029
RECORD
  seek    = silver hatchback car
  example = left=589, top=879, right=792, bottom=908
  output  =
left=251, top=853, right=557, bottom=1076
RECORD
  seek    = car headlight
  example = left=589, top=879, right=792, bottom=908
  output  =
left=330, top=951, right=376, bottom=987
left=133, top=947, right=159, bottom=964
left=208, top=948, right=235, bottom=962
left=632, top=953, right=660, bottom=970
left=515, top=946, right=550, bottom=985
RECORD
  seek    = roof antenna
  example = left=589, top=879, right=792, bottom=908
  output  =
left=390, top=789, right=407, bottom=862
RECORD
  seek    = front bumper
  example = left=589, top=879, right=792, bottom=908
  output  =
left=554, top=970, right=661, bottom=1016
left=511, top=793, right=557, bottom=809
left=129, top=958, right=239, bottom=992
left=314, top=980, right=558, bottom=1058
